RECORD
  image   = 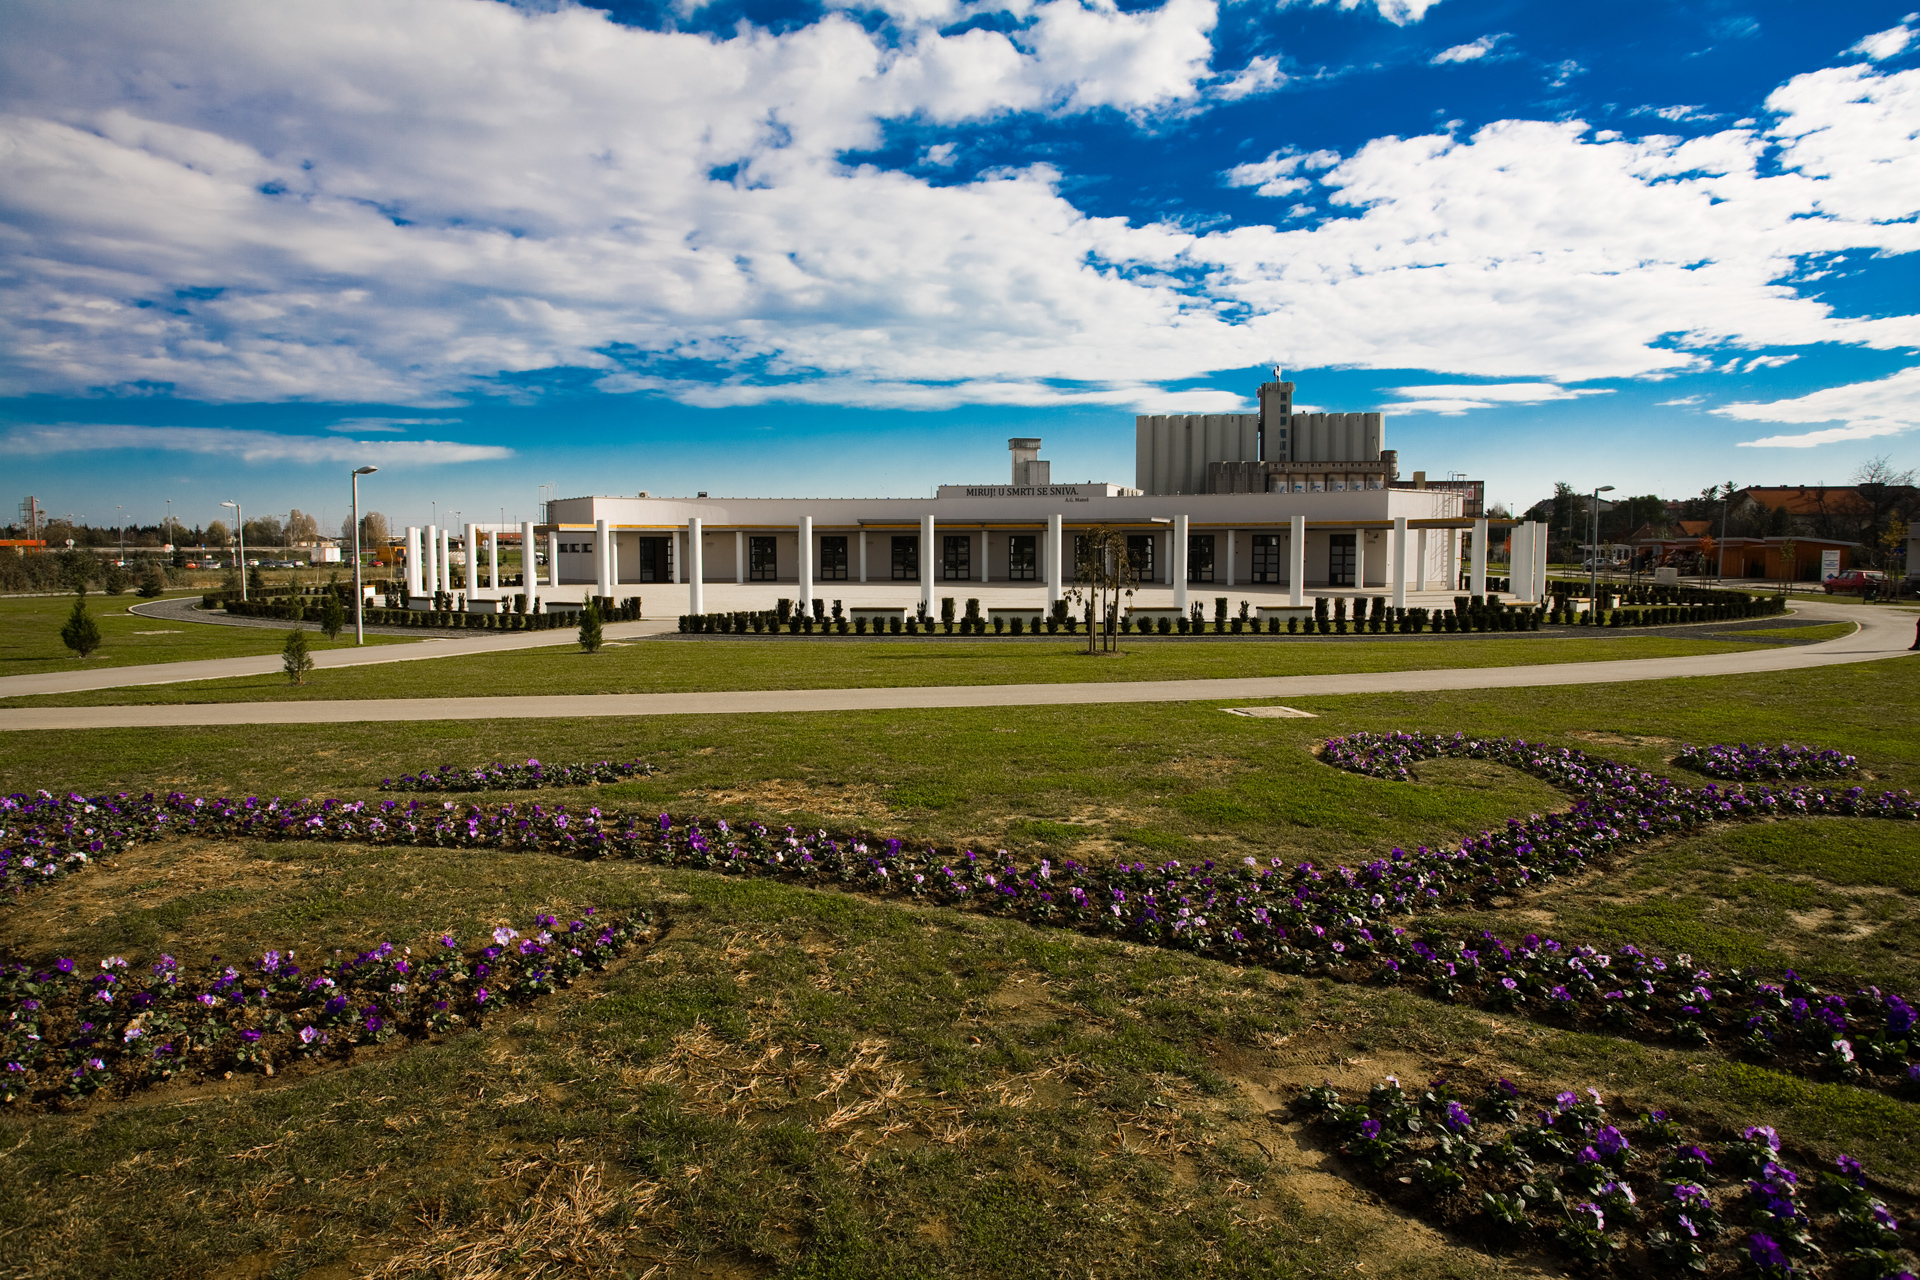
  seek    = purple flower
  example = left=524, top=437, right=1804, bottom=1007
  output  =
left=1746, top=1232, right=1787, bottom=1269
left=299, top=1026, right=322, bottom=1045
left=1358, top=1118, right=1382, bottom=1140
left=474, top=987, right=489, bottom=1004
left=1591, top=1125, right=1629, bottom=1158
left=1835, top=1154, right=1864, bottom=1185
left=1743, top=1124, right=1781, bottom=1152
left=241, top=1029, right=262, bottom=1043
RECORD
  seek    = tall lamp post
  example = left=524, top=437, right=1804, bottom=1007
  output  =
left=221, top=500, right=246, bottom=601
left=351, top=466, right=378, bottom=645
left=1588, top=485, right=1615, bottom=618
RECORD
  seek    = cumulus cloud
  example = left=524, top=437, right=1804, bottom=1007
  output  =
left=1215, top=55, right=1286, bottom=100
left=1719, top=365, right=1920, bottom=446
left=1382, top=382, right=1611, bottom=414
left=0, top=0, right=1917, bottom=415
left=1431, top=33, right=1507, bottom=64
left=1279, top=0, right=1443, bottom=27
left=2, top=423, right=510, bottom=464
left=1848, top=16, right=1917, bottom=62
left=326, top=417, right=462, bottom=433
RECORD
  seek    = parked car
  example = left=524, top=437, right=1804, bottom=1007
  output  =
left=1823, top=569, right=1886, bottom=595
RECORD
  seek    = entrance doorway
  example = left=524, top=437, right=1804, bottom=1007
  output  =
left=1328, top=533, right=1356, bottom=587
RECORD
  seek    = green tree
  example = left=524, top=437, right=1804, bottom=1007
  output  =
left=247, top=563, right=265, bottom=595
left=578, top=601, right=604, bottom=653
left=60, top=549, right=93, bottom=595
left=1067, top=525, right=1137, bottom=654
left=282, top=626, right=314, bottom=684
left=60, top=596, right=102, bottom=658
left=319, top=590, right=346, bottom=640
left=102, top=561, right=128, bottom=595
left=137, top=562, right=167, bottom=597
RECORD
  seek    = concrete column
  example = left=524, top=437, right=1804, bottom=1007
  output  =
left=420, top=526, right=434, bottom=595
left=978, top=529, right=988, bottom=584
left=797, top=516, right=814, bottom=612
left=465, top=523, right=479, bottom=601
left=1162, top=530, right=1172, bottom=585
left=1289, top=515, right=1306, bottom=606
left=487, top=529, right=499, bottom=592
left=405, top=526, right=422, bottom=596
left=1392, top=517, right=1408, bottom=610
left=1508, top=523, right=1533, bottom=603
left=858, top=530, right=867, bottom=584
left=438, top=527, right=452, bottom=593
left=1047, top=513, right=1062, bottom=607
left=1415, top=528, right=1429, bottom=592
left=520, top=521, right=538, bottom=609
left=1445, top=528, right=1457, bottom=592
left=1224, top=529, right=1235, bottom=587
left=594, top=518, right=611, bottom=599
left=671, top=530, right=680, bottom=584
left=735, top=530, right=744, bottom=585
left=546, top=532, right=559, bottom=591
left=1173, top=514, right=1190, bottom=612
left=920, top=514, right=935, bottom=613
left=1471, top=518, right=1488, bottom=598
left=688, top=517, right=704, bottom=615
left=1533, top=522, right=1549, bottom=602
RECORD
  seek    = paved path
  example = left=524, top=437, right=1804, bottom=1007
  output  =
left=0, top=602, right=1909, bottom=732
left=0, top=610, right=676, bottom=699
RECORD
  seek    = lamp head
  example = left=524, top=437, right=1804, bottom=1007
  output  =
left=1597, top=485, right=1615, bottom=493
left=355, top=466, right=378, bottom=475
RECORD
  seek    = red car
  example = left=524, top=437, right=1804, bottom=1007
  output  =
left=1823, top=569, right=1886, bottom=595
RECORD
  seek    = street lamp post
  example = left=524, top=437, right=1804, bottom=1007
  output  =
left=351, top=466, right=378, bottom=645
left=221, top=500, right=246, bottom=601
left=116, top=505, right=124, bottom=565
left=1588, top=485, right=1615, bottom=620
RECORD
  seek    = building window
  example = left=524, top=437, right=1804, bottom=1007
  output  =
left=891, top=535, right=919, bottom=580
left=1126, top=534, right=1155, bottom=582
left=819, top=535, right=848, bottom=580
left=1187, top=534, right=1215, bottom=582
left=1008, top=534, right=1036, bottom=580
left=941, top=534, right=970, bottom=580
left=1251, top=534, right=1282, bottom=583
left=1329, top=533, right=1356, bottom=587
left=749, top=536, right=777, bottom=581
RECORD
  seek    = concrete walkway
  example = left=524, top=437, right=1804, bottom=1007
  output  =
left=0, top=601, right=1909, bottom=732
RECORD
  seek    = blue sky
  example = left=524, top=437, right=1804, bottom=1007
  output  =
left=3, top=0, right=1918, bottom=535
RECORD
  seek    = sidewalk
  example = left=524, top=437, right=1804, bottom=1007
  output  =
left=0, top=602, right=1907, bottom=732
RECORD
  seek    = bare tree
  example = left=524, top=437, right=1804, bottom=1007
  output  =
left=286, top=508, right=320, bottom=544
left=1067, top=525, right=1137, bottom=654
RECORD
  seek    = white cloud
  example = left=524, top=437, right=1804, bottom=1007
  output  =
left=1720, top=365, right=1920, bottom=446
left=1658, top=395, right=1705, bottom=405
left=921, top=142, right=959, bottom=167
left=1215, top=55, right=1285, bottom=100
left=1279, top=0, right=1443, bottom=26
left=2, top=423, right=510, bottom=464
left=0, top=0, right=1917, bottom=416
left=1382, top=382, right=1611, bottom=414
left=325, top=416, right=461, bottom=433
left=1431, top=33, right=1507, bottom=65
left=1848, top=18, right=1916, bottom=62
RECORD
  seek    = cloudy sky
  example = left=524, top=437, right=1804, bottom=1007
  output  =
left=3, top=0, right=1918, bottom=534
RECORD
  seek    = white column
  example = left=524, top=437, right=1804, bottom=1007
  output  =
left=438, top=527, right=452, bottom=593
left=1392, top=516, right=1408, bottom=610
left=978, top=529, right=988, bottom=583
left=1471, top=518, right=1488, bottom=598
left=594, top=518, right=611, bottom=599
left=1173, top=514, right=1190, bottom=612
left=688, top=517, right=704, bottom=615
left=1224, top=529, right=1235, bottom=587
left=1508, top=522, right=1534, bottom=603
left=546, top=532, right=559, bottom=591
left=405, top=526, right=422, bottom=596
left=858, top=529, right=868, bottom=583
left=1415, top=528, right=1429, bottom=592
left=1534, top=522, right=1549, bottom=602
left=671, top=530, right=681, bottom=584
left=1163, top=530, right=1172, bottom=585
left=735, top=530, right=744, bottom=585
left=920, top=514, right=935, bottom=613
left=465, top=523, right=479, bottom=602
left=487, top=530, right=499, bottom=593
left=420, top=525, right=435, bottom=595
left=797, top=516, right=814, bottom=612
left=1288, top=515, right=1306, bottom=606
left=521, top=521, right=539, bottom=609
left=1047, top=513, right=1062, bottom=607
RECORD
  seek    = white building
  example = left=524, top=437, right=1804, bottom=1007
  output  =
left=401, top=377, right=1549, bottom=615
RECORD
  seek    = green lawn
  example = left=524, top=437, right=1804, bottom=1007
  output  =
left=1714, top=621, right=1857, bottom=642
left=1, top=656, right=1917, bottom=1278
left=0, top=591, right=412, bottom=677
left=3, top=630, right=1757, bottom=707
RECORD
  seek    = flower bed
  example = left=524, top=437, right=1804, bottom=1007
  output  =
left=1294, top=1075, right=1915, bottom=1277
left=379, top=758, right=655, bottom=793
left=0, top=908, right=654, bottom=1106
left=1676, top=743, right=1860, bottom=782
left=5, top=733, right=1917, bottom=1097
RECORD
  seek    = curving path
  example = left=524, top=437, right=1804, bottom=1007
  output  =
left=0, top=601, right=1910, bottom=732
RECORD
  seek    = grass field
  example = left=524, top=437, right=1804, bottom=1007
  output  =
left=0, top=592, right=412, bottom=677
left=3, top=630, right=1758, bottom=707
left=1, top=655, right=1916, bottom=1278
